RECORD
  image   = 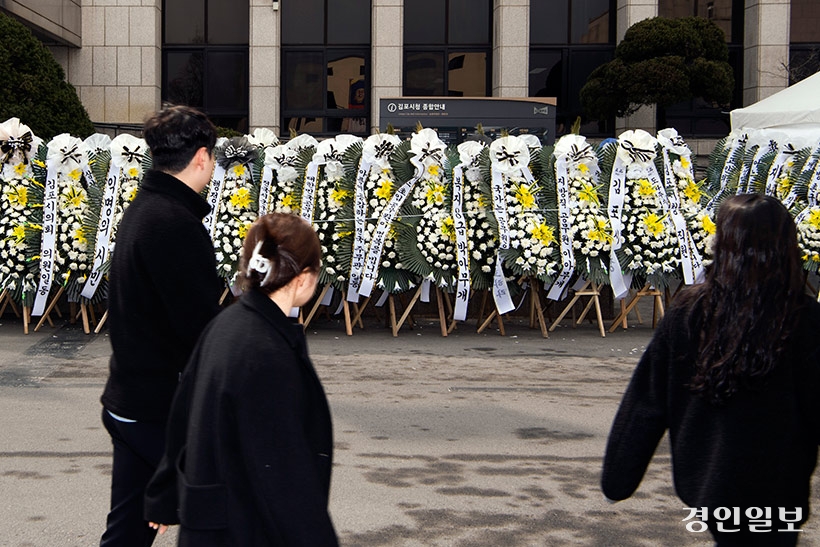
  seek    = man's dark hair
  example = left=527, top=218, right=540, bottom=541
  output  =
left=143, top=105, right=217, bottom=173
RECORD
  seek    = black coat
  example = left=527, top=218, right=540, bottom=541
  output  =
left=145, top=289, right=338, bottom=547
left=101, top=169, right=222, bottom=422
left=602, top=293, right=820, bottom=520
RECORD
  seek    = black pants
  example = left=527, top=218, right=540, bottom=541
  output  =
left=100, top=409, right=166, bottom=547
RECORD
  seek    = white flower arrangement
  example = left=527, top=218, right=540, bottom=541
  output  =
left=458, top=140, right=497, bottom=290
left=309, top=135, right=362, bottom=287
left=210, top=137, right=260, bottom=282
left=553, top=134, right=611, bottom=285
left=0, top=174, right=37, bottom=303
left=613, top=130, right=680, bottom=288
left=798, top=206, right=820, bottom=272
left=338, top=133, right=416, bottom=294
left=263, top=134, right=319, bottom=214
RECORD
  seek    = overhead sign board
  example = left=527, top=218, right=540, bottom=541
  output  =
left=379, top=97, right=556, bottom=144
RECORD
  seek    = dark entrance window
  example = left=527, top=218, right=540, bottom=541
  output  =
left=789, top=0, right=820, bottom=85
left=403, top=0, right=492, bottom=97
left=281, top=0, right=371, bottom=137
left=529, top=0, right=616, bottom=137
left=162, top=0, right=249, bottom=132
left=657, top=0, right=744, bottom=137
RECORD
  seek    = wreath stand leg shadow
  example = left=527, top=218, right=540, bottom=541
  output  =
left=608, top=284, right=665, bottom=333
left=549, top=280, right=605, bottom=338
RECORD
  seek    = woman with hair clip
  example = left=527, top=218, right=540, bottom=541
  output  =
left=144, top=213, right=338, bottom=546
left=602, top=194, right=820, bottom=546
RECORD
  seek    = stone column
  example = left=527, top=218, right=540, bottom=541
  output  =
left=249, top=0, right=280, bottom=132
left=59, top=0, right=161, bottom=127
left=614, top=0, right=657, bottom=133
left=492, top=0, right=529, bottom=97
left=371, top=0, right=403, bottom=132
left=743, top=0, right=790, bottom=105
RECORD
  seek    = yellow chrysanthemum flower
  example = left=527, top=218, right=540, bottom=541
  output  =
left=586, top=218, right=613, bottom=244
left=230, top=187, right=251, bottom=209
left=238, top=222, right=251, bottom=239
left=680, top=157, right=691, bottom=170
left=68, top=169, right=82, bottom=181
left=808, top=209, right=820, bottom=231
left=6, top=186, right=28, bottom=207
left=282, top=194, right=294, bottom=208
left=577, top=163, right=590, bottom=174
left=426, top=183, right=445, bottom=205
left=701, top=215, right=716, bottom=235
left=12, top=224, right=26, bottom=243
left=233, top=164, right=246, bottom=177
left=578, top=183, right=600, bottom=207
left=63, top=186, right=85, bottom=208
left=642, top=213, right=666, bottom=237
left=515, top=184, right=536, bottom=209
left=777, top=176, right=792, bottom=197
left=128, top=167, right=139, bottom=178
left=683, top=179, right=702, bottom=204
left=74, top=227, right=87, bottom=245
left=14, top=162, right=27, bottom=176
left=531, top=222, right=556, bottom=247
left=426, top=164, right=440, bottom=177
left=375, top=180, right=393, bottom=200
left=127, top=187, right=138, bottom=202
left=331, top=187, right=350, bottom=204
left=637, top=179, right=655, bottom=198
left=440, top=216, right=456, bottom=242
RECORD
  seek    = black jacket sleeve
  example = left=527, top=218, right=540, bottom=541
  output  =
left=601, top=316, right=671, bottom=501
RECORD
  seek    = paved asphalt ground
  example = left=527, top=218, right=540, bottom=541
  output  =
left=1, top=299, right=819, bottom=546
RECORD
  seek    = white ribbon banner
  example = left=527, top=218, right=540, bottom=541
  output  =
left=358, top=160, right=423, bottom=298
left=489, top=166, right=515, bottom=314
left=300, top=161, right=320, bottom=224
left=81, top=165, right=121, bottom=299
left=259, top=164, right=274, bottom=216
left=659, top=149, right=704, bottom=285
left=202, top=164, right=227, bottom=238
left=451, top=165, right=470, bottom=321
left=32, top=163, right=60, bottom=316
left=547, top=156, right=575, bottom=300
left=346, top=159, right=372, bottom=302
left=606, top=154, right=629, bottom=299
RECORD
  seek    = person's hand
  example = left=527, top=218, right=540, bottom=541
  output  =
left=149, top=522, right=169, bottom=535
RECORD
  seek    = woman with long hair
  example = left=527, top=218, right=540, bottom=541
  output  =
left=144, top=213, right=338, bottom=546
left=602, top=194, right=820, bottom=546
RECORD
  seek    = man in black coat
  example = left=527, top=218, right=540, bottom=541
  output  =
left=100, top=105, right=223, bottom=546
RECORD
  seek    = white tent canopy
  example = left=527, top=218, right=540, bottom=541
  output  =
left=730, top=72, right=820, bottom=138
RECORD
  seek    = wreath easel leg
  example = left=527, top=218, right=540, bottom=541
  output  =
left=303, top=283, right=332, bottom=330
left=609, top=284, right=663, bottom=332
left=434, top=286, right=448, bottom=337
left=393, top=285, right=423, bottom=337
left=527, top=279, right=548, bottom=339
left=33, top=286, right=65, bottom=332
left=95, top=309, right=109, bottom=333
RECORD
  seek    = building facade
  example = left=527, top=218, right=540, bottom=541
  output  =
left=4, top=0, right=820, bottom=154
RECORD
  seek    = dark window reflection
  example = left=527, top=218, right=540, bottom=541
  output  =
left=328, top=0, right=371, bottom=44
left=281, top=0, right=324, bottom=45
left=282, top=51, right=325, bottom=111
left=165, top=0, right=205, bottom=44
left=531, top=0, right=569, bottom=44
left=449, top=0, right=490, bottom=44
left=789, top=45, right=820, bottom=84
left=571, top=0, right=610, bottom=43
left=206, top=51, right=248, bottom=110
left=208, top=0, right=249, bottom=44
left=162, top=0, right=249, bottom=132
left=405, top=0, right=446, bottom=45
left=790, top=0, right=820, bottom=43
left=281, top=0, right=372, bottom=137
left=166, top=51, right=204, bottom=106
left=448, top=52, right=487, bottom=96
left=658, top=0, right=739, bottom=43
left=405, top=52, right=445, bottom=96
